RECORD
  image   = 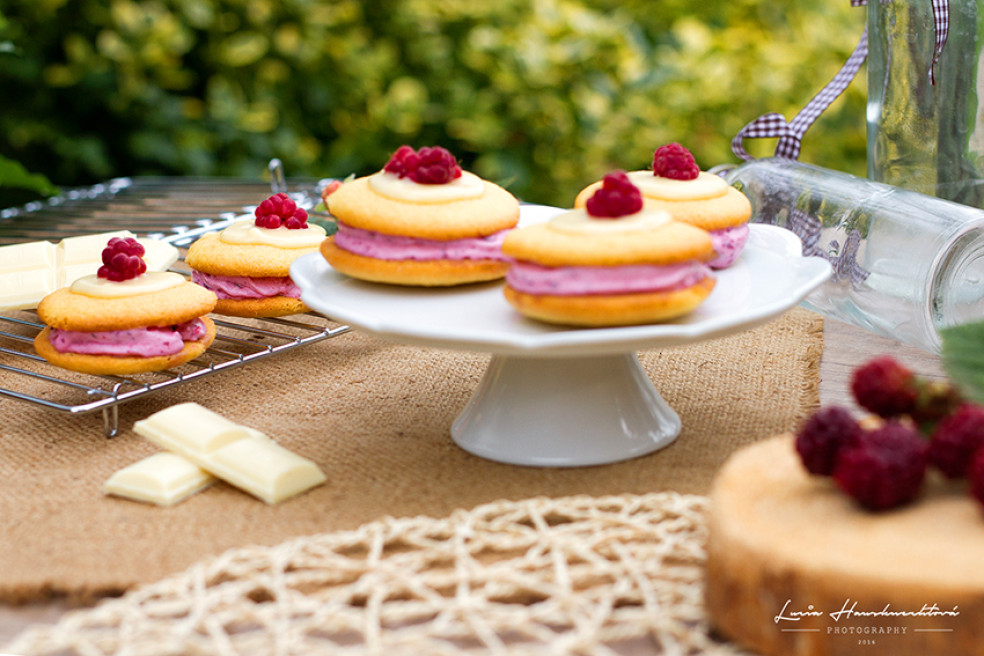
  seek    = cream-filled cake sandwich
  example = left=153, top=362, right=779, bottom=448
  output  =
left=34, top=237, right=217, bottom=375
left=502, top=171, right=716, bottom=327
left=321, top=145, right=520, bottom=286
left=575, top=143, right=751, bottom=268
left=185, top=193, right=326, bottom=317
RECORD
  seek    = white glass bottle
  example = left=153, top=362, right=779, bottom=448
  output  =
left=723, top=158, right=984, bottom=352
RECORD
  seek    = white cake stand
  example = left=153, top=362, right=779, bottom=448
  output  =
left=291, top=207, right=831, bottom=467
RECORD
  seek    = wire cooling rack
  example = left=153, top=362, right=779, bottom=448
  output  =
left=0, top=168, right=350, bottom=436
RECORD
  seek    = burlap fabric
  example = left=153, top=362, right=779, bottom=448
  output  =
left=0, top=307, right=822, bottom=604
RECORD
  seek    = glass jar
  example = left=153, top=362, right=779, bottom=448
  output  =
left=867, top=0, right=984, bottom=207
left=724, top=158, right=984, bottom=352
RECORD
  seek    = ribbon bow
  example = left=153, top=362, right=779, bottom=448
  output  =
left=732, top=0, right=949, bottom=162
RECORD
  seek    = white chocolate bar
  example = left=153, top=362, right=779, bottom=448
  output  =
left=104, top=452, right=215, bottom=506
left=0, top=231, right=180, bottom=311
left=133, top=402, right=327, bottom=504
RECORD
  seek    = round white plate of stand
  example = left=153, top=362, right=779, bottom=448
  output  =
left=291, top=205, right=832, bottom=467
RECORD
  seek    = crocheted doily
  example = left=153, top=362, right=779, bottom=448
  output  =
left=9, top=492, right=748, bottom=655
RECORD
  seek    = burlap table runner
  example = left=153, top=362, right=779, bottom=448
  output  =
left=0, top=307, right=822, bottom=604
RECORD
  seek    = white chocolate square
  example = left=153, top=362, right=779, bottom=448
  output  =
left=0, top=240, right=57, bottom=273
left=134, top=402, right=327, bottom=504
left=0, top=269, right=58, bottom=311
left=208, top=438, right=328, bottom=504
left=133, top=402, right=266, bottom=454
left=104, top=452, right=214, bottom=506
left=139, top=237, right=180, bottom=272
left=58, top=230, right=133, bottom=265
left=60, top=262, right=101, bottom=287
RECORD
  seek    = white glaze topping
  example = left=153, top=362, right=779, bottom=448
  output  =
left=628, top=170, right=729, bottom=201
left=70, top=271, right=185, bottom=298
left=367, top=170, right=485, bottom=203
left=548, top=208, right=673, bottom=235
left=219, top=218, right=327, bottom=248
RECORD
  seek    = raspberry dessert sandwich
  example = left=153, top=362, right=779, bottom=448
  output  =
left=321, top=145, right=520, bottom=286
left=575, top=143, right=752, bottom=268
left=502, top=171, right=716, bottom=327
left=34, top=237, right=217, bottom=375
left=185, top=193, right=327, bottom=317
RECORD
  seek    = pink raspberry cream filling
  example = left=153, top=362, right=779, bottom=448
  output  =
left=333, top=222, right=510, bottom=261
left=707, top=224, right=749, bottom=269
left=506, top=260, right=713, bottom=296
left=49, top=319, right=208, bottom=357
left=191, top=271, right=302, bottom=300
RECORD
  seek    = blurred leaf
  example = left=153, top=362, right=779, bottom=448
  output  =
left=219, top=32, right=269, bottom=67
left=940, top=321, right=984, bottom=404
left=307, top=214, right=338, bottom=236
left=0, top=156, right=59, bottom=196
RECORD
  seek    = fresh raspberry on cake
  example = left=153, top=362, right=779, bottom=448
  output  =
left=98, top=237, right=147, bottom=282
left=832, top=421, right=929, bottom=511
left=929, top=403, right=984, bottom=478
left=585, top=170, right=643, bottom=218
left=850, top=356, right=919, bottom=418
left=383, top=145, right=462, bottom=184
left=795, top=406, right=863, bottom=475
left=255, top=192, right=309, bottom=230
left=652, top=143, right=700, bottom=180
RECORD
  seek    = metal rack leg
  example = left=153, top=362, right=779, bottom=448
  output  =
left=102, top=405, right=119, bottom=438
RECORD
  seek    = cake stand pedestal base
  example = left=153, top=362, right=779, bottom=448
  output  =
left=451, top=353, right=680, bottom=467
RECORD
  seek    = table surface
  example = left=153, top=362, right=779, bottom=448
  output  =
left=0, top=315, right=947, bottom=645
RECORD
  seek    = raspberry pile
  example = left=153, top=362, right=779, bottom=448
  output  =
left=795, top=355, right=984, bottom=512
left=652, top=143, right=700, bottom=181
left=795, top=406, right=862, bottom=476
left=383, top=145, right=462, bottom=185
left=254, top=193, right=309, bottom=230
left=929, top=404, right=984, bottom=478
left=832, top=421, right=928, bottom=511
left=97, top=237, right=147, bottom=282
left=849, top=355, right=919, bottom=417
left=585, top=170, right=643, bottom=218
left=851, top=356, right=962, bottom=426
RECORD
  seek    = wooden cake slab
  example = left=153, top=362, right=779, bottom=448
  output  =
left=706, top=435, right=984, bottom=656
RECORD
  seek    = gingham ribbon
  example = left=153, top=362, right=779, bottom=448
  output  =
left=754, top=181, right=871, bottom=284
left=929, top=0, right=950, bottom=84
left=732, top=0, right=949, bottom=162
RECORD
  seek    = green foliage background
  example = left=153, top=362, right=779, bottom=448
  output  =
left=0, top=0, right=866, bottom=208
